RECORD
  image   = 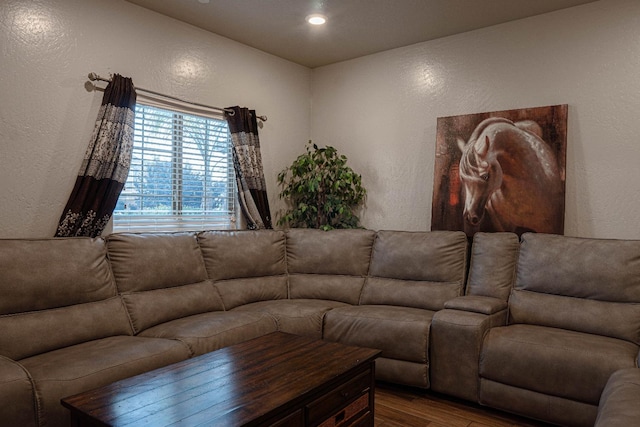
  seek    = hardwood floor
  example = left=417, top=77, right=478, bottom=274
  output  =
left=375, top=383, right=555, bottom=427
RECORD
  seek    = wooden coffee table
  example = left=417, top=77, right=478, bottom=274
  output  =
left=61, top=332, right=380, bottom=426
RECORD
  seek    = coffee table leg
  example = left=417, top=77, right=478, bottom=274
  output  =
left=68, top=412, right=99, bottom=427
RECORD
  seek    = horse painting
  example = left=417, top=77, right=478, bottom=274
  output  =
left=456, top=117, right=564, bottom=235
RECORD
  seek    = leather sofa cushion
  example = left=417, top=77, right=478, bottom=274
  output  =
left=480, top=379, right=598, bottom=427
left=213, top=276, right=288, bottom=310
left=107, top=233, right=223, bottom=334
left=107, top=233, right=208, bottom=293
left=466, top=232, right=520, bottom=300
left=511, top=233, right=640, bottom=343
left=368, top=230, right=467, bottom=282
left=199, top=230, right=288, bottom=309
left=138, top=311, right=277, bottom=357
left=480, top=324, right=639, bottom=405
left=198, top=230, right=286, bottom=280
left=361, top=231, right=467, bottom=310
left=0, top=355, right=37, bottom=427
left=0, top=297, right=132, bottom=360
left=509, top=290, right=640, bottom=345
left=0, top=238, right=116, bottom=314
left=324, top=305, right=433, bottom=363
left=21, top=336, right=190, bottom=427
left=516, top=233, right=640, bottom=301
left=122, top=281, right=224, bottom=334
left=286, top=229, right=375, bottom=276
left=360, top=277, right=462, bottom=311
left=286, top=229, right=375, bottom=304
left=289, top=274, right=364, bottom=304
left=233, top=299, right=349, bottom=339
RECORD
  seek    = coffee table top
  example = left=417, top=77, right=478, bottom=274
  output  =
left=61, top=332, right=380, bottom=426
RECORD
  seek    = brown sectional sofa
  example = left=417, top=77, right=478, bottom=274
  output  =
left=432, top=232, right=640, bottom=427
left=0, top=229, right=638, bottom=427
left=480, top=234, right=640, bottom=426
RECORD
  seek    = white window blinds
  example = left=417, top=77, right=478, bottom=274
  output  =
left=113, top=103, right=237, bottom=232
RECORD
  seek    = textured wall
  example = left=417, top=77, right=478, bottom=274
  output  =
left=310, top=0, right=640, bottom=239
left=2, top=0, right=639, bottom=240
left=0, top=0, right=311, bottom=238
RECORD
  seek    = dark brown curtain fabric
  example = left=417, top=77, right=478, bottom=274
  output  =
left=55, top=74, right=137, bottom=237
left=225, top=106, right=272, bottom=229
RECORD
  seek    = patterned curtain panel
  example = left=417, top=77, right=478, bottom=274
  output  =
left=55, top=74, right=137, bottom=237
left=225, top=106, right=272, bottom=229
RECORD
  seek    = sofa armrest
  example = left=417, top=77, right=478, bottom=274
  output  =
left=430, top=307, right=507, bottom=402
left=0, top=355, right=38, bottom=427
left=444, top=296, right=508, bottom=315
left=595, top=368, right=640, bottom=427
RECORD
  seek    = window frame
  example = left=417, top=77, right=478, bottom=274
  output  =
left=112, top=100, right=238, bottom=233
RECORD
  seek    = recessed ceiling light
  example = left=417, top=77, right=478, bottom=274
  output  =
left=198, top=0, right=210, bottom=4
left=306, top=14, right=327, bottom=25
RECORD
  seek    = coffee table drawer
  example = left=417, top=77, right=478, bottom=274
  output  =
left=306, top=369, right=371, bottom=425
left=270, top=408, right=304, bottom=426
left=318, top=393, right=370, bottom=427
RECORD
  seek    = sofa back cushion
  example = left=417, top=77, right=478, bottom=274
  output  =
left=466, top=232, right=519, bottom=300
left=0, top=238, right=116, bottom=313
left=360, top=230, right=468, bottom=310
left=107, top=233, right=223, bottom=333
left=0, top=238, right=132, bottom=359
left=510, top=233, right=640, bottom=344
left=286, top=229, right=376, bottom=304
left=1, top=298, right=132, bottom=360
left=107, top=233, right=208, bottom=292
left=198, top=230, right=288, bottom=309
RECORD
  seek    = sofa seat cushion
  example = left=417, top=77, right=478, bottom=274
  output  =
left=595, top=368, right=640, bottom=427
left=20, top=336, right=190, bottom=427
left=480, top=324, right=639, bottom=404
left=480, top=378, right=598, bottom=427
left=0, top=355, right=37, bottom=427
left=138, top=311, right=277, bottom=356
left=323, top=305, right=434, bottom=363
left=232, top=299, right=349, bottom=339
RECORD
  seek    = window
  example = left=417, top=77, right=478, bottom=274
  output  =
left=113, top=103, right=237, bottom=232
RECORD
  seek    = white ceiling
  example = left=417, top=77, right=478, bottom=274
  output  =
left=125, top=0, right=600, bottom=68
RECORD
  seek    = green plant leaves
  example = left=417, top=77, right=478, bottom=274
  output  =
left=277, top=141, right=366, bottom=230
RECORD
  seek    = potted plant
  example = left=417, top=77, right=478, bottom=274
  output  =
left=277, top=141, right=366, bottom=230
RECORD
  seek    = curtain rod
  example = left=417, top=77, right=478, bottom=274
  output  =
left=87, top=72, right=267, bottom=121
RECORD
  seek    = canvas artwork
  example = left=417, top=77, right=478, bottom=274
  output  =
left=431, top=104, right=568, bottom=237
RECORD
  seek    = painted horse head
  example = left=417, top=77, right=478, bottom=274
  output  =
left=456, top=118, right=510, bottom=227
left=456, top=117, right=563, bottom=233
